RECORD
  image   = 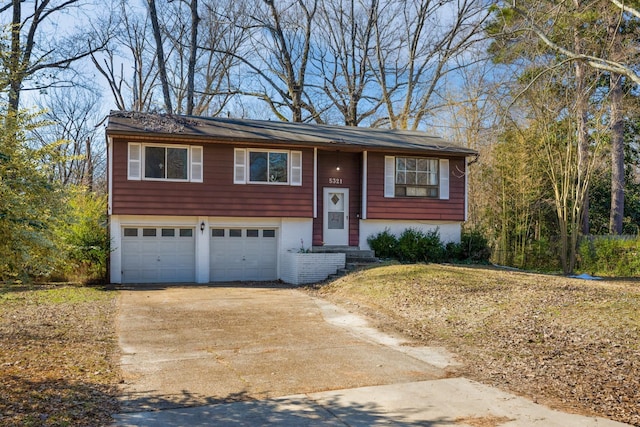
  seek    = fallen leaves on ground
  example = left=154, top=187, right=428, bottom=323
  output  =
left=307, top=264, right=640, bottom=426
left=0, top=285, right=120, bottom=426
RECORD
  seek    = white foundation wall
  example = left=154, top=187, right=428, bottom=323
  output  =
left=359, top=220, right=463, bottom=251
left=279, top=218, right=314, bottom=254
left=110, top=215, right=313, bottom=284
left=281, top=252, right=345, bottom=285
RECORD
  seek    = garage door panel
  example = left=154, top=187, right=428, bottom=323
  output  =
left=210, top=228, right=278, bottom=282
left=122, top=227, right=195, bottom=284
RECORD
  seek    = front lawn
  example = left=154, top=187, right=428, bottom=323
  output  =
left=307, top=264, right=640, bottom=426
left=0, top=285, right=120, bottom=426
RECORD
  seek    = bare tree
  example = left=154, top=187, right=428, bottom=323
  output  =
left=186, top=0, right=199, bottom=115
left=312, top=0, right=381, bottom=126
left=146, top=0, right=173, bottom=113
left=92, top=0, right=160, bottom=112
left=372, top=0, right=490, bottom=130
left=1, top=0, right=111, bottom=113
left=33, top=88, right=106, bottom=190
left=223, top=0, right=320, bottom=122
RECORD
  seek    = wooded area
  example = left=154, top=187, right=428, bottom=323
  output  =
left=0, top=0, right=638, bottom=281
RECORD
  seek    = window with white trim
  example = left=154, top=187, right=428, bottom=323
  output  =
left=127, top=143, right=203, bottom=182
left=234, top=148, right=302, bottom=186
left=384, top=156, right=449, bottom=200
left=395, top=157, right=438, bottom=197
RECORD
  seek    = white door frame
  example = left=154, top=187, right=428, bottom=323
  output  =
left=323, top=187, right=349, bottom=246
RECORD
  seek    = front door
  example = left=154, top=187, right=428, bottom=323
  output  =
left=323, top=187, right=349, bottom=246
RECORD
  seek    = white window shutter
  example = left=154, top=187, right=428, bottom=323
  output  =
left=439, top=158, right=449, bottom=200
left=128, top=143, right=141, bottom=180
left=234, top=148, right=246, bottom=184
left=290, top=151, right=302, bottom=186
left=190, top=146, right=203, bottom=182
left=384, top=156, right=395, bottom=198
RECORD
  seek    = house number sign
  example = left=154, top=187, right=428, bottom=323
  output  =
left=328, top=178, right=343, bottom=184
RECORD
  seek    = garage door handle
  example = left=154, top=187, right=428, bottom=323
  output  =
left=157, top=257, right=161, bottom=262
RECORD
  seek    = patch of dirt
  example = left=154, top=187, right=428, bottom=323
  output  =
left=305, top=264, right=640, bottom=426
left=455, top=415, right=514, bottom=426
left=0, top=285, right=120, bottom=426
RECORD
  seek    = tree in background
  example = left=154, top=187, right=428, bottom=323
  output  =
left=0, top=110, right=66, bottom=281
left=54, top=189, right=109, bottom=282
left=0, top=0, right=111, bottom=114
left=34, top=88, right=106, bottom=191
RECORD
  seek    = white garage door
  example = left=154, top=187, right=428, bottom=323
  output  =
left=210, top=228, right=278, bottom=282
left=121, top=227, right=196, bottom=283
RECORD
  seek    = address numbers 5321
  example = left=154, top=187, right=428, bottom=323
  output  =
left=328, top=178, right=343, bottom=184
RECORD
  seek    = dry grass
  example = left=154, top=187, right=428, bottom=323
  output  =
left=307, top=263, right=640, bottom=426
left=0, top=285, right=120, bottom=426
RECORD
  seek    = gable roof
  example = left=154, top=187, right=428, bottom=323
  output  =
left=106, top=111, right=477, bottom=156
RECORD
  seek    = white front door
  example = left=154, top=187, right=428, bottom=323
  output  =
left=323, top=188, right=349, bottom=246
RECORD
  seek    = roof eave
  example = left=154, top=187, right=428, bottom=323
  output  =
left=106, top=128, right=477, bottom=157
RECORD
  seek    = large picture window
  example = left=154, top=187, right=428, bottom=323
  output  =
left=249, top=151, right=288, bottom=183
left=234, top=148, right=302, bottom=186
left=395, top=157, right=438, bottom=198
left=127, top=143, right=203, bottom=182
left=145, top=146, right=188, bottom=180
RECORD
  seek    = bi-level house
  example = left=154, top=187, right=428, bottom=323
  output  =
left=106, top=111, right=476, bottom=284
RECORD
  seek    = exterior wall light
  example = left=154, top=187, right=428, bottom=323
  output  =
left=200, top=222, right=205, bottom=233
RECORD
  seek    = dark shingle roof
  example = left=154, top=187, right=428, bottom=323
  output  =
left=106, top=111, right=477, bottom=156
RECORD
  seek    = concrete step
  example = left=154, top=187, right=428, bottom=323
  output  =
left=312, top=246, right=377, bottom=263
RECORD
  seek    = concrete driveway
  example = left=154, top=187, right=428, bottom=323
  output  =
left=114, top=285, right=629, bottom=426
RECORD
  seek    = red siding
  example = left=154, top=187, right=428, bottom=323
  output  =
left=313, top=151, right=361, bottom=246
left=111, top=139, right=314, bottom=217
left=366, top=153, right=466, bottom=221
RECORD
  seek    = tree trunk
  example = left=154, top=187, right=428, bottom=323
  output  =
left=186, top=0, right=199, bottom=116
left=575, top=59, right=590, bottom=237
left=84, top=137, right=94, bottom=192
left=8, top=0, right=22, bottom=114
left=147, top=0, right=173, bottom=114
left=609, top=72, right=625, bottom=234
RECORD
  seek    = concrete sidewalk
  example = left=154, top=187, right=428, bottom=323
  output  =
left=113, top=285, right=629, bottom=427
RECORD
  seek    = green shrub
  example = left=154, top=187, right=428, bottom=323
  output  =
left=396, top=228, right=445, bottom=263
left=54, top=189, right=109, bottom=283
left=367, top=228, right=398, bottom=259
left=523, top=238, right=560, bottom=272
left=459, top=228, right=491, bottom=262
left=370, top=227, right=489, bottom=264
left=396, top=228, right=425, bottom=263
left=445, top=241, right=465, bottom=261
left=421, top=229, right=446, bottom=262
left=578, top=236, right=640, bottom=277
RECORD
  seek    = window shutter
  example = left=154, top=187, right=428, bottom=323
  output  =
left=290, top=151, right=302, bottom=186
left=190, top=146, right=203, bottom=182
left=234, top=148, right=246, bottom=184
left=384, top=156, right=395, bottom=198
left=439, top=159, right=449, bottom=200
left=128, top=143, right=141, bottom=180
